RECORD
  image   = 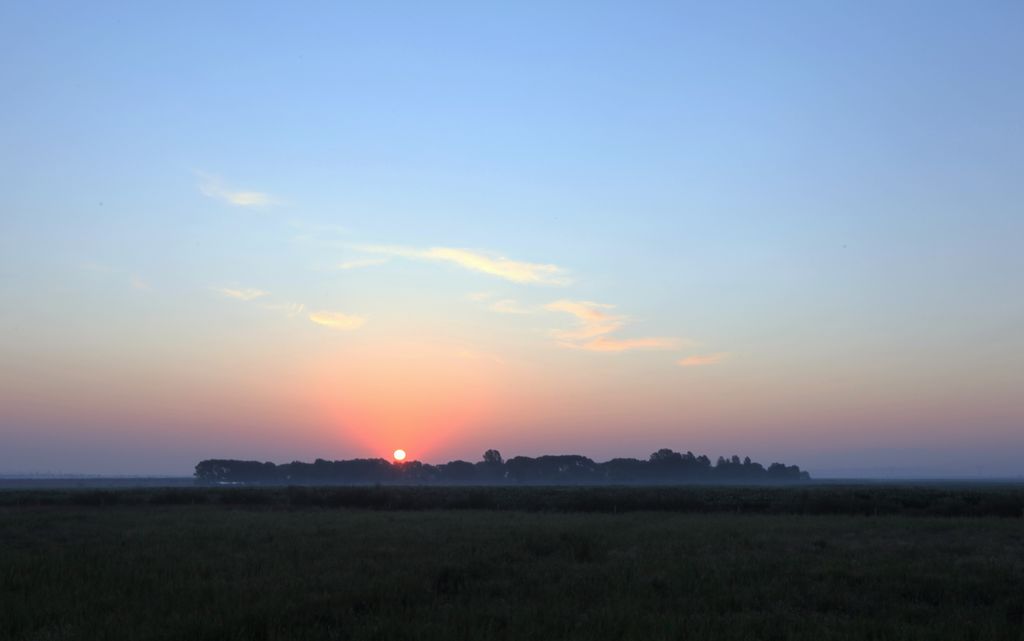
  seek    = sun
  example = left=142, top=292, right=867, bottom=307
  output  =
left=392, top=449, right=407, bottom=462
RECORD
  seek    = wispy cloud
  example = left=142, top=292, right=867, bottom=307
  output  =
left=337, top=257, right=388, bottom=270
left=309, top=311, right=366, bottom=331
left=545, top=300, right=624, bottom=340
left=214, top=287, right=269, bottom=301
left=198, top=173, right=274, bottom=207
left=678, top=352, right=729, bottom=367
left=212, top=285, right=305, bottom=318
left=356, top=245, right=570, bottom=285
left=545, top=299, right=681, bottom=352
left=490, top=299, right=534, bottom=315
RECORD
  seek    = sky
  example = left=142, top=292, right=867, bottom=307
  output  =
left=1, top=1, right=1022, bottom=477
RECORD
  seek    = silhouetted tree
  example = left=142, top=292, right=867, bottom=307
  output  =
left=194, top=448, right=809, bottom=485
left=438, top=460, right=477, bottom=483
left=505, top=455, right=598, bottom=484
left=649, top=448, right=683, bottom=463
left=602, top=458, right=646, bottom=482
left=475, top=450, right=505, bottom=482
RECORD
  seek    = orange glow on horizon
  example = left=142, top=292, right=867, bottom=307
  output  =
left=300, top=340, right=508, bottom=460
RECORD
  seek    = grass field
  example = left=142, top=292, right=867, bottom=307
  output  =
left=2, top=486, right=1023, bottom=640
left=4, top=483, right=1024, bottom=517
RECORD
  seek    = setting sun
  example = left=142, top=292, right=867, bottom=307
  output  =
left=392, top=449, right=407, bottom=462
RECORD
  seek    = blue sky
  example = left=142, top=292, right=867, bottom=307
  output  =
left=1, top=1, right=1022, bottom=476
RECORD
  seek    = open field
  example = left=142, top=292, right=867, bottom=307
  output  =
left=1, top=486, right=1023, bottom=641
left=2, top=483, right=1024, bottom=517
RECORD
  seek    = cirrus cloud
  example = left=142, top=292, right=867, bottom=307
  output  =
left=545, top=300, right=682, bottom=352
left=545, top=300, right=623, bottom=340
left=198, top=173, right=274, bottom=207
left=214, top=287, right=269, bottom=301
left=308, top=311, right=366, bottom=331
left=355, top=245, right=570, bottom=285
left=337, top=257, right=388, bottom=270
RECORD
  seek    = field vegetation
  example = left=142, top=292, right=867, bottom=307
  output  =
left=1, top=485, right=1022, bottom=640
left=2, top=483, right=1023, bottom=518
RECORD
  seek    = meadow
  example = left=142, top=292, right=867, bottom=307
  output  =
left=1, top=485, right=1023, bottom=640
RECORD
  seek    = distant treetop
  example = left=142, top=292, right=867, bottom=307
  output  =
left=195, top=449, right=809, bottom=485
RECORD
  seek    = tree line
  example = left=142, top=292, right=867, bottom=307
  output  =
left=194, top=449, right=810, bottom=485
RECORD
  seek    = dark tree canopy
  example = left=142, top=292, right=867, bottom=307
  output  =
left=195, top=449, right=810, bottom=485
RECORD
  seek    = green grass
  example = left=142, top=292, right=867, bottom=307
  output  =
left=2, top=495, right=1023, bottom=640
